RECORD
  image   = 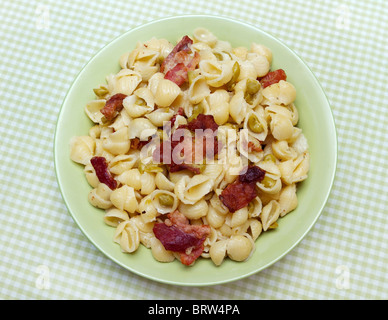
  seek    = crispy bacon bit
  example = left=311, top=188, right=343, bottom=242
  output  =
left=90, top=156, right=117, bottom=190
left=160, top=36, right=193, bottom=73
left=248, top=141, right=262, bottom=153
left=260, top=69, right=287, bottom=88
left=131, top=137, right=151, bottom=150
left=153, top=211, right=210, bottom=265
left=180, top=244, right=205, bottom=266
left=169, top=210, right=211, bottom=240
left=153, top=115, right=220, bottom=174
left=100, top=93, right=127, bottom=121
left=160, top=36, right=200, bottom=86
left=238, top=165, right=266, bottom=184
left=220, top=182, right=257, bottom=213
left=164, top=63, right=188, bottom=87
left=220, top=166, right=266, bottom=213
left=185, top=114, right=219, bottom=132
left=153, top=223, right=204, bottom=252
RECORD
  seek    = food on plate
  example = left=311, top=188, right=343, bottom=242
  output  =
left=70, top=28, right=309, bottom=266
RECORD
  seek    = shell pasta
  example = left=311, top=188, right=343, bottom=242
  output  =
left=70, top=28, right=309, bottom=267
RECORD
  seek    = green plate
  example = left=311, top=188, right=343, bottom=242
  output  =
left=54, top=15, right=337, bottom=286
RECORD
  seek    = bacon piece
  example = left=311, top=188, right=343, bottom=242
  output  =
left=186, top=51, right=200, bottom=71
left=180, top=244, right=205, bottom=266
left=168, top=210, right=210, bottom=240
left=164, top=52, right=200, bottom=86
left=153, top=211, right=210, bottom=265
left=219, top=166, right=266, bottom=213
left=239, top=165, right=266, bottom=184
left=152, top=132, right=201, bottom=174
left=177, top=114, right=220, bottom=161
left=160, top=36, right=200, bottom=86
left=130, top=137, right=151, bottom=150
left=153, top=223, right=204, bottom=252
left=164, top=63, right=188, bottom=87
left=100, top=93, right=127, bottom=121
left=90, top=156, right=117, bottom=190
left=160, top=36, right=193, bottom=73
left=185, top=114, right=219, bottom=132
left=169, top=130, right=202, bottom=174
left=248, top=141, right=262, bottom=153
left=260, top=69, right=287, bottom=88
left=219, top=182, right=257, bottom=213
left=153, top=115, right=220, bottom=174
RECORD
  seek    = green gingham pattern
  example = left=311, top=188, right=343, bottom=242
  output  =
left=0, top=0, right=387, bottom=300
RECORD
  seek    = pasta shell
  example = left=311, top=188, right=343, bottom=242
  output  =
left=188, top=75, right=210, bottom=104
left=103, top=208, right=129, bottom=227
left=109, top=152, right=139, bottom=175
left=84, top=99, right=106, bottom=123
left=110, top=185, right=138, bottom=213
left=145, top=107, right=174, bottom=127
left=209, top=240, right=228, bottom=266
left=154, top=78, right=181, bottom=107
left=178, top=199, right=208, bottom=220
left=246, top=52, right=270, bottom=77
left=229, top=90, right=248, bottom=125
left=123, top=94, right=153, bottom=119
left=227, top=235, right=253, bottom=262
left=102, top=127, right=130, bottom=155
left=112, top=69, right=142, bottom=96
left=151, top=190, right=178, bottom=214
left=174, top=174, right=214, bottom=204
left=154, top=172, right=175, bottom=192
left=193, top=27, right=218, bottom=47
left=113, top=219, right=140, bottom=253
left=88, top=183, right=112, bottom=209
left=262, top=80, right=296, bottom=106
left=250, top=43, right=273, bottom=64
left=272, top=140, right=297, bottom=161
left=69, top=136, right=95, bottom=165
left=278, top=184, right=298, bottom=217
left=261, top=200, right=280, bottom=231
left=150, top=236, right=175, bottom=262
left=138, top=194, right=158, bottom=223
left=128, top=118, right=157, bottom=140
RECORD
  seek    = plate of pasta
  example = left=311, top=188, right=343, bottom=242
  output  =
left=54, top=15, right=337, bottom=285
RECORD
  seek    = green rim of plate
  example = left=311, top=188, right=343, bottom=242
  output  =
left=54, top=14, right=337, bottom=286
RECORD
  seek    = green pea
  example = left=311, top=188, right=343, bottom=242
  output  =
left=140, top=163, right=163, bottom=173
left=246, top=79, right=260, bottom=95
left=213, top=52, right=224, bottom=61
left=135, top=97, right=146, bottom=106
left=262, top=175, right=276, bottom=188
left=244, top=92, right=255, bottom=105
left=93, top=86, right=109, bottom=98
left=158, top=194, right=174, bottom=207
left=248, top=115, right=263, bottom=133
left=227, top=61, right=240, bottom=90
left=188, top=102, right=204, bottom=122
left=138, top=162, right=146, bottom=174
left=263, top=154, right=276, bottom=163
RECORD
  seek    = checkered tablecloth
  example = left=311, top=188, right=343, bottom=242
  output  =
left=1, top=0, right=387, bottom=300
